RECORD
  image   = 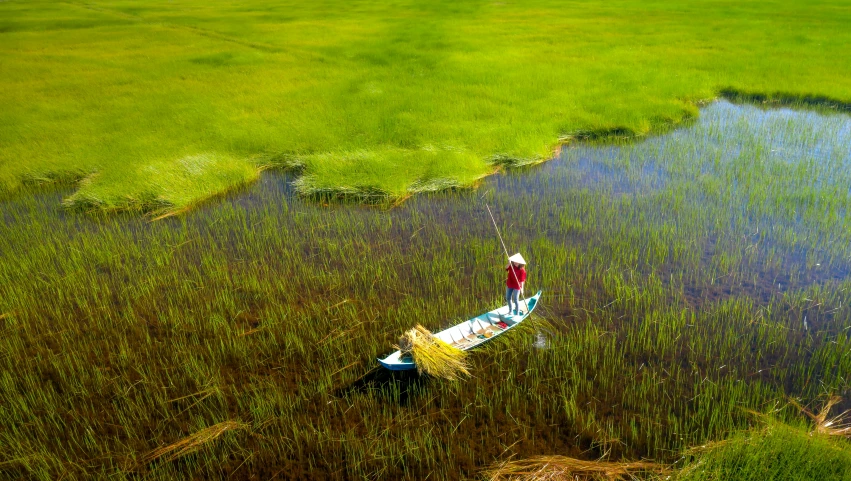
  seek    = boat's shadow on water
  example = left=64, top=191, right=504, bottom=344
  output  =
left=334, top=366, right=429, bottom=405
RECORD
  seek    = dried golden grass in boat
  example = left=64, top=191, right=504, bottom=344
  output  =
left=395, top=324, right=470, bottom=380
left=483, top=455, right=667, bottom=481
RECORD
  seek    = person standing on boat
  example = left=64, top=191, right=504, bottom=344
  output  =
left=505, top=253, right=527, bottom=317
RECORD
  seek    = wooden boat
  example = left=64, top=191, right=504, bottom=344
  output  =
left=378, top=290, right=543, bottom=371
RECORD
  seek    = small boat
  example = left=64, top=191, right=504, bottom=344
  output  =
left=378, top=290, right=543, bottom=371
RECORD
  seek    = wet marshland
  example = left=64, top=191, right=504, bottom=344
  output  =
left=2, top=101, right=851, bottom=479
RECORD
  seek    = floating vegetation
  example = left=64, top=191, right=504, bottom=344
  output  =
left=141, top=421, right=247, bottom=465
left=484, top=455, right=667, bottom=481
left=396, top=324, right=470, bottom=380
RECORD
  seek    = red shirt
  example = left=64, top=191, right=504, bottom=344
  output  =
left=506, top=265, right=526, bottom=289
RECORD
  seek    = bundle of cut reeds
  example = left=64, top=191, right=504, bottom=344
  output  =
left=396, top=324, right=470, bottom=380
left=141, top=421, right=247, bottom=465
left=484, top=455, right=666, bottom=481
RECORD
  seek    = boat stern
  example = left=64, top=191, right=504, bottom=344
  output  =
left=377, top=351, right=417, bottom=371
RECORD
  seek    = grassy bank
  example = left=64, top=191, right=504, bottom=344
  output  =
left=2, top=0, right=851, bottom=211
left=676, top=421, right=851, bottom=481
left=483, top=418, right=851, bottom=481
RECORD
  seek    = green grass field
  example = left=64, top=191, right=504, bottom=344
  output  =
left=2, top=0, right=851, bottom=211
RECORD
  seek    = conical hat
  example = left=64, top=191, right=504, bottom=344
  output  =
left=508, top=253, right=526, bottom=265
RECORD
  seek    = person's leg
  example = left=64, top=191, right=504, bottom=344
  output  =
left=514, top=289, right=520, bottom=315
left=505, top=287, right=513, bottom=314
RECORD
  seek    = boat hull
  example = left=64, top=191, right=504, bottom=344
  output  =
left=377, top=291, right=542, bottom=371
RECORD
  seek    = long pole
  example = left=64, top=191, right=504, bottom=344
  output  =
left=485, top=204, right=529, bottom=314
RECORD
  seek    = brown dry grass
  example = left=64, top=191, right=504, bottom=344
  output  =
left=141, top=421, right=247, bottom=465
left=789, top=395, right=851, bottom=437
left=483, top=455, right=667, bottom=481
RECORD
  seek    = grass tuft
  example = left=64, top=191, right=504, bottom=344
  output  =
left=675, top=421, right=851, bottom=481
left=489, top=154, right=548, bottom=170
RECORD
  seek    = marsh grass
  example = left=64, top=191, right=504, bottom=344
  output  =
left=1, top=102, right=851, bottom=479
left=674, top=421, right=851, bottom=481
left=721, top=88, right=851, bottom=114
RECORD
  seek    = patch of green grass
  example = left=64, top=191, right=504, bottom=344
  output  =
left=676, top=421, right=851, bottom=481
left=64, top=152, right=261, bottom=213
left=1, top=0, right=851, bottom=211
left=293, top=146, right=490, bottom=201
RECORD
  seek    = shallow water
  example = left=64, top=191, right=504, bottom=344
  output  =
left=3, top=100, right=851, bottom=323
left=202, top=100, right=851, bottom=308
